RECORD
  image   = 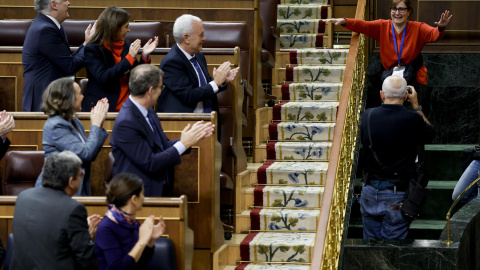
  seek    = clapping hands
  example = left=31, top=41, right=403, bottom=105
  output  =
left=84, top=21, right=97, bottom=46
left=0, top=110, right=15, bottom=140
left=180, top=121, right=215, bottom=149
left=142, top=36, right=159, bottom=59
left=90, top=98, right=109, bottom=128
left=139, top=215, right=166, bottom=247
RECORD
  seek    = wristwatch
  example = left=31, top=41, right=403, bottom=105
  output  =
left=414, top=105, right=422, bottom=112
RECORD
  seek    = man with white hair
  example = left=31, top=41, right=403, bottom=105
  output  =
left=360, top=75, right=434, bottom=239
left=22, top=0, right=95, bottom=111
left=157, top=14, right=238, bottom=117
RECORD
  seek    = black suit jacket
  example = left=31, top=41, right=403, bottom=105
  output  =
left=0, top=138, right=10, bottom=160
left=111, top=98, right=183, bottom=197
left=157, top=44, right=227, bottom=113
left=22, top=13, right=85, bottom=111
left=82, top=41, right=147, bottom=112
left=11, top=187, right=95, bottom=270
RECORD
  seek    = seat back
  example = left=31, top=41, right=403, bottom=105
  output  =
left=62, top=19, right=96, bottom=46
left=146, top=237, right=176, bottom=270
left=259, top=0, right=279, bottom=65
left=104, top=152, right=114, bottom=187
left=0, top=20, right=32, bottom=46
left=79, top=78, right=88, bottom=96
left=202, top=22, right=251, bottom=90
left=126, top=22, right=165, bottom=47
left=3, top=233, right=13, bottom=270
left=2, top=151, right=44, bottom=195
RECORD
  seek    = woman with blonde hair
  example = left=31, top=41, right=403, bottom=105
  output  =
left=35, top=77, right=109, bottom=195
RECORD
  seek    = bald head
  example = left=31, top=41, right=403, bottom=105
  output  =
left=382, top=75, right=407, bottom=100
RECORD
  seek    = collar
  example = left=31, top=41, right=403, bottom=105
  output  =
left=381, top=103, right=406, bottom=109
left=176, top=43, right=195, bottom=60
left=45, top=14, right=61, bottom=29
left=128, top=95, right=149, bottom=118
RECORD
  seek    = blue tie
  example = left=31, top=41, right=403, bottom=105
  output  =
left=147, top=113, right=162, bottom=143
left=190, top=57, right=212, bottom=113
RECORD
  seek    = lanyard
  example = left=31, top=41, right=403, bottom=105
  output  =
left=392, top=21, right=407, bottom=65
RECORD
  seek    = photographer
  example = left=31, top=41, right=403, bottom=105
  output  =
left=360, top=75, right=434, bottom=239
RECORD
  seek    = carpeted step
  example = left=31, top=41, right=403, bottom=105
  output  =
left=250, top=208, right=320, bottom=231
left=280, top=34, right=325, bottom=49
left=269, top=122, right=335, bottom=141
left=240, top=232, right=316, bottom=263
left=278, top=19, right=327, bottom=35
left=266, top=141, right=331, bottom=161
left=236, top=263, right=311, bottom=270
left=278, top=4, right=329, bottom=20
left=279, top=0, right=330, bottom=4
left=281, top=82, right=342, bottom=101
left=272, top=101, right=338, bottom=122
left=257, top=161, right=328, bottom=185
left=254, top=185, right=324, bottom=208
left=285, top=65, right=345, bottom=83
left=286, top=49, right=348, bottom=65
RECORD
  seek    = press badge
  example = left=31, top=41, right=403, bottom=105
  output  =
left=392, top=65, right=405, bottom=78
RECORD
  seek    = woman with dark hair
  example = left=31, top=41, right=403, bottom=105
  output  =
left=95, top=173, right=165, bottom=270
left=82, top=6, right=158, bottom=112
left=326, top=0, right=452, bottom=109
left=35, top=77, right=109, bottom=196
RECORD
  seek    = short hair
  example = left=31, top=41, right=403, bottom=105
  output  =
left=88, top=6, right=131, bottom=51
left=129, top=64, right=164, bottom=97
left=390, top=0, right=413, bottom=12
left=382, top=75, right=407, bottom=99
left=41, top=77, right=77, bottom=120
left=42, top=151, right=82, bottom=190
left=35, top=0, right=60, bottom=14
left=106, top=173, right=144, bottom=208
left=173, top=14, right=202, bottom=43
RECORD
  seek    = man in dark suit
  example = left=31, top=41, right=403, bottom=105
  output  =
left=22, top=0, right=95, bottom=111
left=0, top=110, right=14, bottom=160
left=157, top=14, right=238, bottom=114
left=111, top=64, right=214, bottom=197
left=11, top=151, right=100, bottom=270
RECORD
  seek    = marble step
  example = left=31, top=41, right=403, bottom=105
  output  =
left=240, top=232, right=316, bottom=263
left=254, top=185, right=324, bottom=208
left=278, top=19, right=328, bottom=35
left=272, top=101, right=339, bottom=122
left=236, top=263, right=311, bottom=270
left=278, top=0, right=330, bottom=5
left=286, top=49, right=349, bottom=65
left=257, top=161, right=329, bottom=186
left=269, top=122, right=335, bottom=141
left=283, top=65, right=346, bottom=83
left=266, top=141, right=332, bottom=161
left=280, top=34, right=327, bottom=49
left=278, top=4, right=329, bottom=20
left=276, top=82, right=342, bottom=101
left=425, top=144, right=476, bottom=180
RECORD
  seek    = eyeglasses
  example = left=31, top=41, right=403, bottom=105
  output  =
left=391, top=7, right=409, bottom=14
left=157, top=84, right=165, bottom=90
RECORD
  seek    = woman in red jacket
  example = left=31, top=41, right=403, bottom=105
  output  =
left=326, top=0, right=452, bottom=110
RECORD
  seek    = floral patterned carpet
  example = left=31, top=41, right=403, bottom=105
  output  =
left=236, top=0, right=348, bottom=268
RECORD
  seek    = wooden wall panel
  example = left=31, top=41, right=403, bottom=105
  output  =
left=0, top=77, right=16, bottom=111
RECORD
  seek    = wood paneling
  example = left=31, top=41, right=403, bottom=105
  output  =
left=0, top=195, right=193, bottom=270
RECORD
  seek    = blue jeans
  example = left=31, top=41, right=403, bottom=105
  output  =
left=453, top=160, right=480, bottom=203
left=360, top=183, right=411, bottom=239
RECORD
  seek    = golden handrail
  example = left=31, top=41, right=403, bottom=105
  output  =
left=310, top=0, right=368, bottom=268
left=444, top=176, right=480, bottom=245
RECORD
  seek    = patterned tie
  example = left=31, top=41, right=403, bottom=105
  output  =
left=190, top=57, right=212, bottom=113
left=147, top=112, right=162, bottom=143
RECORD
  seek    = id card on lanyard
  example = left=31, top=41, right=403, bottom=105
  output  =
left=392, top=21, right=407, bottom=78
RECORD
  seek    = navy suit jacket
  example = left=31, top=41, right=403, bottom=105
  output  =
left=82, top=41, right=148, bottom=112
left=11, top=187, right=95, bottom=270
left=22, top=13, right=85, bottom=111
left=157, top=44, right=227, bottom=113
left=110, top=98, right=182, bottom=197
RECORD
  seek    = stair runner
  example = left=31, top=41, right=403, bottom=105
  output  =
left=236, top=0, right=348, bottom=269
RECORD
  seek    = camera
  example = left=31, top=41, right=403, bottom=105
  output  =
left=407, top=86, right=412, bottom=94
